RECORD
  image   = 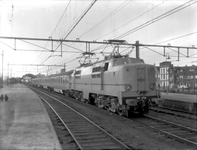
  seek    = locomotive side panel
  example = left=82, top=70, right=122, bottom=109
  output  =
left=102, top=66, right=124, bottom=97
left=81, top=67, right=92, bottom=99
left=91, top=76, right=101, bottom=94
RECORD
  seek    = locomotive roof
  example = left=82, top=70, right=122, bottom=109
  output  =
left=32, top=57, right=144, bottom=80
left=76, top=56, right=144, bottom=69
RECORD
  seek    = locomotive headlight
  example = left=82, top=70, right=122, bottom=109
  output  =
left=149, top=83, right=155, bottom=90
left=125, top=84, right=132, bottom=91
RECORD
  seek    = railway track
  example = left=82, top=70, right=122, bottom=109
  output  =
left=31, top=87, right=131, bottom=149
left=133, top=114, right=197, bottom=148
left=148, top=106, right=197, bottom=131
left=150, top=106, right=197, bottom=121
left=30, top=86, right=197, bottom=149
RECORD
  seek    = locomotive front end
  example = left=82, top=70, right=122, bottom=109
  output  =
left=119, top=62, right=159, bottom=116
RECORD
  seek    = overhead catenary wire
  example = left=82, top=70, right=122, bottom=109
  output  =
left=33, top=0, right=72, bottom=64
left=95, top=0, right=167, bottom=41
left=54, top=0, right=131, bottom=67
left=11, top=1, right=196, bottom=74
left=62, top=0, right=97, bottom=40
left=47, top=0, right=99, bottom=68
left=38, top=0, right=97, bottom=71
left=115, top=0, right=197, bottom=40
left=90, top=0, right=167, bottom=52
left=51, top=0, right=72, bottom=36
left=36, top=0, right=166, bottom=72
left=56, top=30, right=197, bottom=71
left=139, top=31, right=197, bottom=59
left=20, top=40, right=52, bottom=51
left=53, top=0, right=134, bottom=67
left=90, top=0, right=196, bottom=60
left=79, top=0, right=132, bottom=39
left=155, top=31, right=197, bottom=45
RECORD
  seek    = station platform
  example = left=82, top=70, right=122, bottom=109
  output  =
left=154, top=92, right=197, bottom=114
left=0, top=84, right=61, bottom=150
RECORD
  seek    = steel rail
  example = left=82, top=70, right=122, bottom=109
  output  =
left=143, top=114, right=197, bottom=148
left=39, top=95, right=83, bottom=149
left=144, top=114, right=197, bottom=133
left=32, top=86, right=130, bottom=149
left=150, top=107, right=197, bottom=121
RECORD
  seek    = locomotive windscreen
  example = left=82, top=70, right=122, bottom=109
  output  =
left=113, top=58, right=144, bottom=66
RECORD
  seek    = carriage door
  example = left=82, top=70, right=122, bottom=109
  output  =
left=137, top=68, right=146, bottom=91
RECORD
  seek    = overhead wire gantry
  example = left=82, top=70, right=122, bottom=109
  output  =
left=0, top=36, right=196, bottom=63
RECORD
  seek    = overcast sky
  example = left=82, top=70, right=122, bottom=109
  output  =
left=0, top=0, right=197, bottom=77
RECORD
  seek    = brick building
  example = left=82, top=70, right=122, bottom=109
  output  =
left=157, top=61, right=197, bottom=90
left=174, top=65, right=197, bottom=88
left=159, top=61, right=173, bottom=88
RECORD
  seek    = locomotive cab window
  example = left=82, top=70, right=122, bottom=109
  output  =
left=104, top=62, right=109, bottom=71
left=92, top=66, right=101, bottom=78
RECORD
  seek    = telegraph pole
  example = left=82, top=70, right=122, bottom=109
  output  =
left=0, top=51, right=3, bottom=88
left=2, top=51, right=3, bottom=87
left=7, top=62, right=9, bottom=85
left=136, top=41, right=140, bottom=59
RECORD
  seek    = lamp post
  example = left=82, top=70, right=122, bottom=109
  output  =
left=165, top=53, right=170, bottom=93
left=166, top=53, right=170, bottom=62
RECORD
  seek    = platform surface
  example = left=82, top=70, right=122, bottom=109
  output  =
left=0, top=84, right=61, bottom=150
left=161, top=92, right=197, bottom=103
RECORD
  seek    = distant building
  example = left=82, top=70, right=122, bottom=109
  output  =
left=175, top=65, right=197, bottom=88
left=157, top=62, right=197, bottom=90
left=158, top=61, right=173, bottom=89
left=22, top=76, right=32, bottom=83
left=22, top=74, right=37, bottom=83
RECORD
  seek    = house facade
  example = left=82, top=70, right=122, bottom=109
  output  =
left=157, top=62, right=197, bottom=90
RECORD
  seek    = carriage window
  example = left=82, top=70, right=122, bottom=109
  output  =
left=75, top=70, right=81, bottom=75
left=75, top=70, right=81, bottom=79
left=92, top=66, right=101, bottom=73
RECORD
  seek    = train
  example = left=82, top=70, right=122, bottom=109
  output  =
left=31, top=54, right=160, bottom=117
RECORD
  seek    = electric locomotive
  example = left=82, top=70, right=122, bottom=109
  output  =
left=31, top=42, right=159, bottom=117
left=68, top=54, right=159, bottom=117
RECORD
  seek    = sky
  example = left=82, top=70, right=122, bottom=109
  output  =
left=0, top=0, right=197, bottom=78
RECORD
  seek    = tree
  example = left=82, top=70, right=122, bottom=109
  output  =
left=22, top=73, right=37, bottom=79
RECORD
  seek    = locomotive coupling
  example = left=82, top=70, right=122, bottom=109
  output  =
left=126, top=98, right=146, bottom=107
left=126, top=99, right=138, bottom=106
